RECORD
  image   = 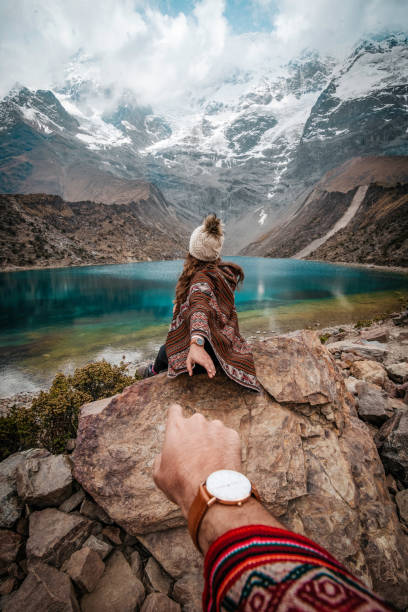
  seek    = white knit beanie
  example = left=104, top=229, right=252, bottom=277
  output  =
left=189, top=214, right=224, bottom=261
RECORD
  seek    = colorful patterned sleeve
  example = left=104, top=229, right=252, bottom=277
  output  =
left=202, top=525, right=394, bottom=611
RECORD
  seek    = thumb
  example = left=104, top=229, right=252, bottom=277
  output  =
left=152, top=453, right=162, bottom=485
left=186, top=353, right=193, bottom=376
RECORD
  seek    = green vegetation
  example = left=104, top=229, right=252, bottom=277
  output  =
left=354, top=319, right=373, bottom=329
left=0, top=360, right=139, bottom=460
left=319, top=333, right=331, bottom=344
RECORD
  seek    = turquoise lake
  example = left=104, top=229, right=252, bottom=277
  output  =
left=1, top=257, right=408, bottom=396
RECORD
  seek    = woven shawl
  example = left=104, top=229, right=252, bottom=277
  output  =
left=165, top=266, right=260, bottom=392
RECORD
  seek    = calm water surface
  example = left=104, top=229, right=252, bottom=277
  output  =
left=1, top=257, right=407, bottom=395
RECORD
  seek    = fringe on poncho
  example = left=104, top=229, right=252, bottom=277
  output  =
left=165, top=265, right=261, bottom=392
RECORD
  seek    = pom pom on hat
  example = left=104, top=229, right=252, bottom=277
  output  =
left=189, top=214, right=224, bottom=261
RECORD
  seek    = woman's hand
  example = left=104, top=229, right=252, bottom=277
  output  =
left=186, top=343, right=216, bottom=378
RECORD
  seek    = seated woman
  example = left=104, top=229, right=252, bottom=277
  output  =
left=144, top=213, right=260, bottom=392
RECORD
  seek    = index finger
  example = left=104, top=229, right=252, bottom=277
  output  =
left=167, top=403, right=184, bottom=426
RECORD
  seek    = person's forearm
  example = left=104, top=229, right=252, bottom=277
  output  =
left=198, top=498, right=284, bottom=555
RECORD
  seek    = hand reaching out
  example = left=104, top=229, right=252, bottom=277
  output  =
left=186, top=343, right=216, bottom=378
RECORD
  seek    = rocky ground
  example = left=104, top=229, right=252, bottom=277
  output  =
left=1, top=310, right=408, bottom=611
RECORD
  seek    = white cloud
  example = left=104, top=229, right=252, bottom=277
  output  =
left=0, top=0, right=407, bottom=108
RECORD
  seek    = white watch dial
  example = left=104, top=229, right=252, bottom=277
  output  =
left=206, top=469, right=251, bottom=502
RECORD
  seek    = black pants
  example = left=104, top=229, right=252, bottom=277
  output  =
left=153, top=339, right=219, bottom=374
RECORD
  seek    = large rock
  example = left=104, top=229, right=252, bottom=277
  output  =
left=395, top=489, right=408, bottom=525
left=80, top=550, right=145, bottom=612
left=380, top=410, right=408, bottom=487
left=62, top=546, right=105, bottom=593
left=173, top=573, right=204, bottom=612
left=386, top=362, right=408, bottom=384
left=0, top=451, right=31, bottom=528
left=26, top=507, right=93, bottom=568
left=350, top=360, right=387, bottom=387
left=72, top=331, right=408, bottom=609
left=144, top=557, right=171, bottom=595
left=16, top=449, right=73, bottom=507
left=0, top=529, right=23, bottom=575
left=356, top=381, right=392, bottom=426
left=361, top=327, right=389, bottom=343
left=326, top=340, right=388, bottom=362
left=3, top=561, right=79, bottom=612
left=141, top=593, right=181, bottom=612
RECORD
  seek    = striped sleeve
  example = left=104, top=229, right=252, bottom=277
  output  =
left=202, top=525, right=395, bottom=611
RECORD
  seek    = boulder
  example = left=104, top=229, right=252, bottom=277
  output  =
left=80, top=499, right=113, bottom=524
left=350, top=360, right=387, bottom=387
left=173, top=573, right=204, bottom=612
left=82, top=535, right=112, bottom=560
left=396, top=490, right=408, bottom=525
left=101, top=525, right=122, bottom=545
left=59, top=489, right=86, bottom=513
left=141, top=592, right=181, bottom=612
left=361, top=327, right=389, bottom=343
left=386, top=362, right=408, bottom=384
left=0, top=451, right=30, bottom=528
left=355, top=381, right=392, bottom=426
left=16, top=449, right=72, bottom=508
left=144, top=557, right=172, bottom=595
left=62, top=546, right=105, bottom=593
left=326, top=340, right=388, bottom=362
left=80, top=550, right=145, bottom=612
left=26, top=507, right=93, bottom=568
left=381, top=410, right=408, bottom=487
left=345, top=376, right=359, bottom=395
left=137, top=527, right=202, bottom=580
left=130, top=550, right=143, bottom=580
left=3, top=561, right=79, bottom=612
left=0, top=529, right=23, bottom=575
left=72, top=331, right=408, bottom=609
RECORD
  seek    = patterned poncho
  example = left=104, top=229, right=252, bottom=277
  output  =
left=165, top=265, right=260, bottom=392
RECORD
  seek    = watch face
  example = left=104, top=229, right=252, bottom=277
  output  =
left=206, top=470, right=251, bottom=502
left=196, top=336, right=204, bottom=346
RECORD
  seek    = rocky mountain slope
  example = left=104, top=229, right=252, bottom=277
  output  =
left=2, top=323, right=408, bottom=609
left=1, top=33, right=407, bottom=254
left=242, top=156, right=408, bottom=266
left=0, top=189, right=188, bottom=270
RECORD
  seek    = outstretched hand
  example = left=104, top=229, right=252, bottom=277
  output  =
left=186, top=343, right=216, bottom=378
left=153, top=403, right=241, bottom=517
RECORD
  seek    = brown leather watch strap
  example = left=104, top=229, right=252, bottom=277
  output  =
left=187, top=481, right=261, bottom=552
left=187, top=483, right=213, bottom=551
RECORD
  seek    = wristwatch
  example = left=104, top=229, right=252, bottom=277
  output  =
left=190, top=335, right=205, bottom=347
left=188, top=469, right=260, bottom=552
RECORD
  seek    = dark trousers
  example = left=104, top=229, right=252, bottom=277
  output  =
left=153, top=339, right=219, bottom=374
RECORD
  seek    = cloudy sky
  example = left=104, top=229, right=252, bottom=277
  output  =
left=1, top=0, right=407, bottom=107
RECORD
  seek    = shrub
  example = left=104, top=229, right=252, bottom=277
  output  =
left=0, top=360, right=138, bottom=458
left=319, top=333, right=331, bottom=344
left=354, top=319, right=373, bottom=329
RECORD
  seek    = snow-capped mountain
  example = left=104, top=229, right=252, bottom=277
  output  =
left=0, top=33, right=407, bottom=252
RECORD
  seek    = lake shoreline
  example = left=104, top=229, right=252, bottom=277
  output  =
left=1, top=256, right=407, bottom=275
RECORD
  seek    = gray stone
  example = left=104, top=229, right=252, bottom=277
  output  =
left=386, top=362, right=408, bottom=384
left=82, top=535, right=112, bottom=560
left=350, top=360, right=387, bottom=387
left=327, top=340, right=388, bottom=362
left=26, top=507, right=93, bottom=568
left=3, top=561, right=79, bottom=612
left=144, top=557, right=172, bottom=595
left=361, top=327, right=389, bottom=343
left=345, top=376, right=359, bottom=395
left=62, top=546, right=105, bottom=593
left=0, top=529, right=23, bottom=575
left=395, top=489, right=408, bottom=524
left=138, top=528, right=202, bottom=580
left=381, top=410, right=408, bottom=487
left=141, top=592, right=181, bottom=612
left=59, top=488, right=86, bottom=513
left=356, top=381, right=392, bottom=426
left=81, top=550, right=145, bottom=612
left=130, top=550, right=143, bottom=580
left=173, top=573, right=204, bottom=612
left=80, top=498, right=113, bottom=524
left=0, top=451, right=30, bottom=528
left=16, top=449, right=73, bottom=508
